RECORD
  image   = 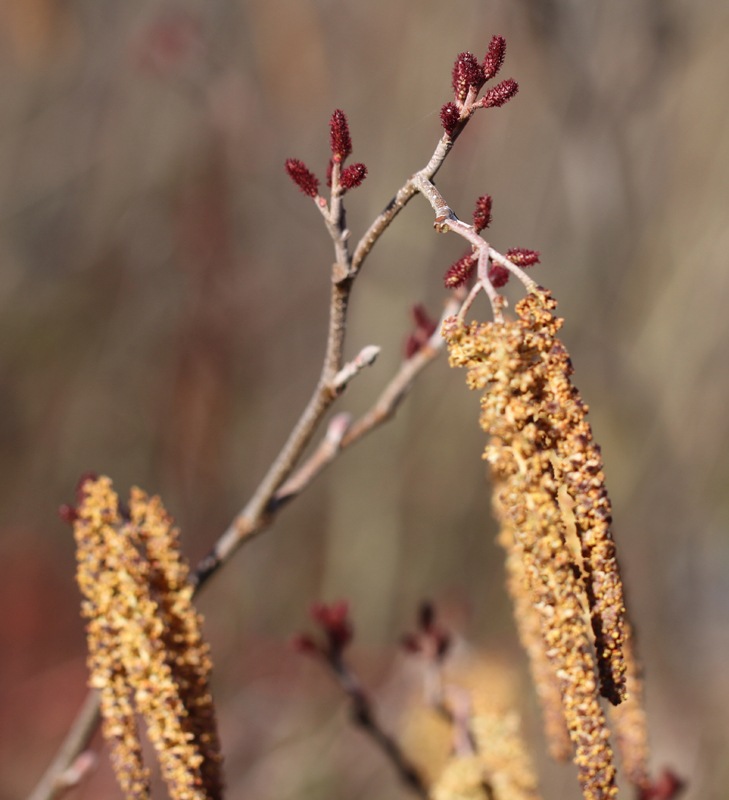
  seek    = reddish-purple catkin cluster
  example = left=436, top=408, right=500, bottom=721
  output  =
left=284, top=158, right=320, bottom=197
left=329, top=108, right=352, bottom=162
left=404, top=304, right=438, bottom=358
left=452, top=51, right=486, bottom=102
left=442, top=193, right=539, bottom=290
left=473, top=195, right=493, bottom=232
left=440, top=35, right=518, bottom=136
left=285, top=109, right=367, bottom=199
left=444, top=253, right=478, bottom=289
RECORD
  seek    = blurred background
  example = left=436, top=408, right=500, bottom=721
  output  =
left=1, top=0, right=728, bottom=798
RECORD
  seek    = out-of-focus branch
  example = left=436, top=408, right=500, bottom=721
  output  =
left=331, top=658, right=430, bottom=799
left=27, top=691, right=101, bottom=800
left=294, top=602, right=430, bottom=799
left=194, top=118, right=472, bottom=589
left=341, top=298, right=458, bottom=446
left=332, top=344, right=381, bottom=391
left=28, top=297, right=453, bottom=800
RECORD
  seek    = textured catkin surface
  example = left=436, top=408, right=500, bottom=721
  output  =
left=74, top=477, right=223, bottom=800
left=444, top=289, right=637, bottom=800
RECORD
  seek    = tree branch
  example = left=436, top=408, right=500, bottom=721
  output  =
left=28, top=88, right=473, bottom=800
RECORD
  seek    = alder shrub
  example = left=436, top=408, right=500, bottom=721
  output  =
left=31, top=35, right=682, bottom=800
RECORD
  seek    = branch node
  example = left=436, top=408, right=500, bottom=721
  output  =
left=332, top=345, right=381, bottom=392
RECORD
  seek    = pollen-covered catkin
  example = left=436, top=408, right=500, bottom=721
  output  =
left=74, top=477, right=151, bottom=800
left=130, top=488, right=223, bottom=799
left=527, top=292, right=628, bottom=705
left=444, top=289, right=627, bottom=800
left=427, top=656, right=543, bottom=800
left=74, top=476, right=222, bottom=800
left=608, top=621, right=650, bottom=790
left=495, top=500, right=571, bottom=762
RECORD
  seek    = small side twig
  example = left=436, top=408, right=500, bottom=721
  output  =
left=30, top=299, right=450, bottom=800
left=54, top=752, right=98, bottom=795
left=27, top=691, right=101, bottom=800
left=402, top=602, right=476, bottom=757
left=332, top=345, right=381, bottom=392
left=294, top=602, right=430, bottom=799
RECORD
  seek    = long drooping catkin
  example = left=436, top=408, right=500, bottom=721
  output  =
left=74, top=477, right=223, bottom=800
left=129, top=489, right=223, bottom=799
left=75, top=479, right=151, bottom=800
left=527, top=293, right=627, bottom=705
left=495, top=500, right=571, bottom=762
left=444, top=289, right=627, bottom=800
left=608, top=620, right=650, bottom=790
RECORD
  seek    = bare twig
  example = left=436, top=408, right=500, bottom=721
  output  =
left=410, top=173, right=538, bottom=323
left=28, top=301, right=452, bottom=800
left=272, top=412, right=353, bottom=508
left=331, top=657, right=430, bottom=799
left=55, top=752, right=98, bottom=795
left=297, top=602, right=430, bottom=798
left=332, top=345, right=381, bottom=391
left=27, top=691, right=101, bottom=800
left=29, top=75, right=477, bottom=800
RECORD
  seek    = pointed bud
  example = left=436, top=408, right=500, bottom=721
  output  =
left=506, top=247, right=540, bottom=267
left=311, top=600, right=353, bottom=652
left=326, top=158, right=334, bottom=189
left=473, top=195, right=493, bottom=232
left=412, top=304, right=437, bottom=338
left=452, top=52, right=485, bottom=102
left=480, top=78, right=519, bottom=108
left=482, top=35, right=507, bottom=81
left=329, top=109, right=352, bottom=163
left=285, top=158, right=320, bottom=197
left=404, top=335, right=422, bottom=359
left=488, top=263, right=510, bottom=287
left=440, top=102, right=461, bottom=135
left=444, top=253, right=477, bottom=288
left=291, top=634, right=320, bottom=655
left=340, top=163, right=368, bottom=191
left=58, top=504, right=78, bottom=525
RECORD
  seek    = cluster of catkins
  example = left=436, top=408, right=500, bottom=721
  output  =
left=444, top=289, right=649, bottom=800
left=73, top=476, right=222, bottom=800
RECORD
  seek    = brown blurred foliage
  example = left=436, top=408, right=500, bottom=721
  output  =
left=1, top=1, right=729, bottom=798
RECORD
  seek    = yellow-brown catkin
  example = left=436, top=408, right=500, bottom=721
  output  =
left=129, top=488, right=223, bottom=800
left=74, top=477, right=223, bottom=800
left=444, top=290, right=621, bottom=800
left=469, top=671, right=542, bottom=800
left=495, top=502, right=571, bottom=762
left=470, top=709, right=542, bottom=800
left=608, top=621, right=650, bottom=790
left=432, top=755, right=491, bottom=800
left=429, top=657, right=542, bottom=800
left=528, top=292, right=628, bottom=706
left=74, top=478, right=150, bottom=800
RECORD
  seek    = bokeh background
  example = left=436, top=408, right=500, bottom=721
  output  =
left=2, top=1, right=728, bottom=798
